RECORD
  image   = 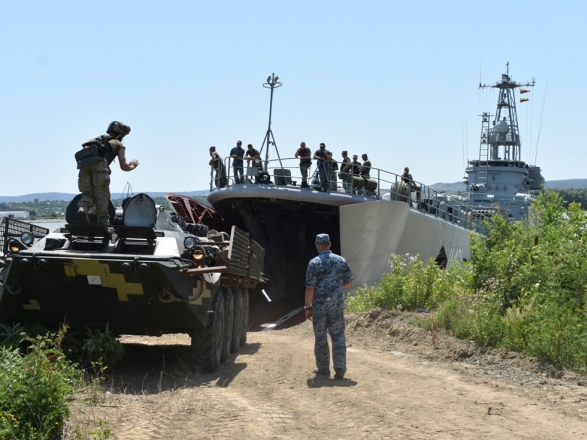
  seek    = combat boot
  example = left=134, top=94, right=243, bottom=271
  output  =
left=77, top=202, right=90, bottom=225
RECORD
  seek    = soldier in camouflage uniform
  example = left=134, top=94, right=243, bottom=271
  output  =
left=77, top=121, right=139, bottom=227
left=305, top=233, right=353, bottom=379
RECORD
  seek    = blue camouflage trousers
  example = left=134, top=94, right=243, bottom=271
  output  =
left=312, top=309, right=346, bottom=373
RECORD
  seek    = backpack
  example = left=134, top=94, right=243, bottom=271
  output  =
left=74, top=135, right=112, bottom=169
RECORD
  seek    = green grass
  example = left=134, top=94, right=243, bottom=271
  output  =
left=346, top=190, right=587, bottom=373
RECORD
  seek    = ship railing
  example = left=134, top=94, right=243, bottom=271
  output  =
left=209, top=158, right=486, bottom=233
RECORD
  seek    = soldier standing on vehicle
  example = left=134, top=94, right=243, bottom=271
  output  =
left=305, top=233, right=353, bottom=379
left=76, top=121, right=139, bottom=227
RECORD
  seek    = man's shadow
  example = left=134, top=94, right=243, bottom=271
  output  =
left=306, top=376, right=358, bottom=388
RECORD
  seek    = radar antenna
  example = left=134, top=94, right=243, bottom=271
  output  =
left=476, top=63, right=535, bottom=185
left=259, top=73, right=285, bottom=171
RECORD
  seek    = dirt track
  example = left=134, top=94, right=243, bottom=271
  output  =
left=67, top=308, right=587, bottom=439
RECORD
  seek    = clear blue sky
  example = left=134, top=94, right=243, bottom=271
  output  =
left=1, top=0, right=585, bottom=196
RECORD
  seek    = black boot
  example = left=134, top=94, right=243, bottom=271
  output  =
left=77, top=202, right=90, bottom=225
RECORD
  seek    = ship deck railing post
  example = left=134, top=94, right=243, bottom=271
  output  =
left=376, top=169, right=381, bottom=199
left=225, top=157, right=232, bottom=188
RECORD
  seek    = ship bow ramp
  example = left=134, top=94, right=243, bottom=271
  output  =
left=340, top=201, right=470, bottom=291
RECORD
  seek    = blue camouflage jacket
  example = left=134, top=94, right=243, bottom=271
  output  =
left=306, top=250, right=353, bottom=312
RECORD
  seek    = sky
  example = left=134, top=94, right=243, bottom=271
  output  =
left=1, top=0, right=586, bottom=196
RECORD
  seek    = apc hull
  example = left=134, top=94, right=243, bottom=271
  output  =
left=0, top=252, right=216, bottom=334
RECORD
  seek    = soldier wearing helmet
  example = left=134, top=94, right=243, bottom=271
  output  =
left=77, top=121, right=139, bottom=227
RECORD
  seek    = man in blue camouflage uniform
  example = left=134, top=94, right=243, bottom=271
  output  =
left=305, top=233, right=353, bottom=379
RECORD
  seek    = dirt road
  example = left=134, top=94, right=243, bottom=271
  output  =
left=67, top=308, right=587, bottom=439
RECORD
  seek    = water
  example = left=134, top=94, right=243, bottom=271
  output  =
left=25, top=220, right=66, bottom=233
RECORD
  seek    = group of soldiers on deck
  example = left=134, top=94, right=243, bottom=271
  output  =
left=294, top=142, right=372, bottom=194
left=208, top=140, right=417, bottom=197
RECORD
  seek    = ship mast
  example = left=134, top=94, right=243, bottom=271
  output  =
left=259, top=73, right=284, bottom=171
left=477, top=62, right=535, bottom=185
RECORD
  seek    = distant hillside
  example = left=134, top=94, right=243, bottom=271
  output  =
left=544, top=179, right=587, bottom=189
left=0, top=190, right=210, bottom=203
left=429, top=182, right=467, bottom=193
left=430, top=179, right=587, bottom=193
left=2, top=180, right=587, bottom=201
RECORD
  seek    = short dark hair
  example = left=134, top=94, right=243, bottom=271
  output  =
left=320, top=143, right=325, bottom=147
left=248, top=144, right=253, bottom=148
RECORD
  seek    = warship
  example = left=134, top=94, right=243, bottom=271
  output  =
left=445, top=63, right=543, bottom=224
left=205, top=74, right=480, bottom=302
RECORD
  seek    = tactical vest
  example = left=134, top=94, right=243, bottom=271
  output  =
left=75, top=135, right=117, bottom=169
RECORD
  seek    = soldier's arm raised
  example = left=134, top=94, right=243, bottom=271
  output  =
left=117, top=147, right=139, bottom=171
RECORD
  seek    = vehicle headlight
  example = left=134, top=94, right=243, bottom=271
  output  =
left=21, top=232, right=34, bottom=245
left=184, top=236, right=197, bottom=249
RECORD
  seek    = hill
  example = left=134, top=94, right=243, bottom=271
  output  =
left=0, top=190, right=209, bottom=203
left=2, top=179, right=587, bottom=202
left=430, top=179, right=587, bottom=193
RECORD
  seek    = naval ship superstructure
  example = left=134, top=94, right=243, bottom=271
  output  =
left=458, top=63, right=544, bottom=221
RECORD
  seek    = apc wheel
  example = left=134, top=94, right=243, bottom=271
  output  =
left=221, top=288, right=234, bottom=362
left=241, top=289, right=249, bottom=346
left=230, top=288, right=244, bottom=352
left=191, top=291, right=224, bottom=373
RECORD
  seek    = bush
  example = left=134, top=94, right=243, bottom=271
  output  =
left=346, top=254, right=470, bottom=313
left=0, top=328, right=81, bottom=439
left=83, top=325, right=124, bottom=370
left=353, top=190, right=587, bottom=371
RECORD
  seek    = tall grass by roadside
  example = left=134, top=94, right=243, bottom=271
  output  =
left=346, top=190, right=587, bottom=372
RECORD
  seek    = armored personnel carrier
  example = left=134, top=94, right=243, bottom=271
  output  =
left=0, top=193, right=265, bottom=372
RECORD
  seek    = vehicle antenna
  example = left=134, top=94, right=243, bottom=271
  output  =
left=259, top=73, right=284, bottom=172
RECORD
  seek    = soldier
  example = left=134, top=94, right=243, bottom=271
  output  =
left=244, top=143, right=262, bottom=183
left=350, top=155, right=362, bottom=194
left=360, top=153, right=371, bottom=178
left=340, top=151, right=351, bottom=193
left=209, top=146, right=227, bottom=188
left=313, top=143, right=332, bottom=192
left=360, top=154, right=373, bottom=195
left=295, top=141, right=312, bottom=188
left=329, top=156, right=339, bottom=191
left=305, top=233, right=353, bottom=379
left=402, top=166, right=420, bottom=203
left=230, top=140, right=245, bottom=184
left=77, top=121, right=139, bottom=227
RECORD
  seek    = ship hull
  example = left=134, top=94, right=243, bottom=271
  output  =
left=209, top=185, right=470, bottom=301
